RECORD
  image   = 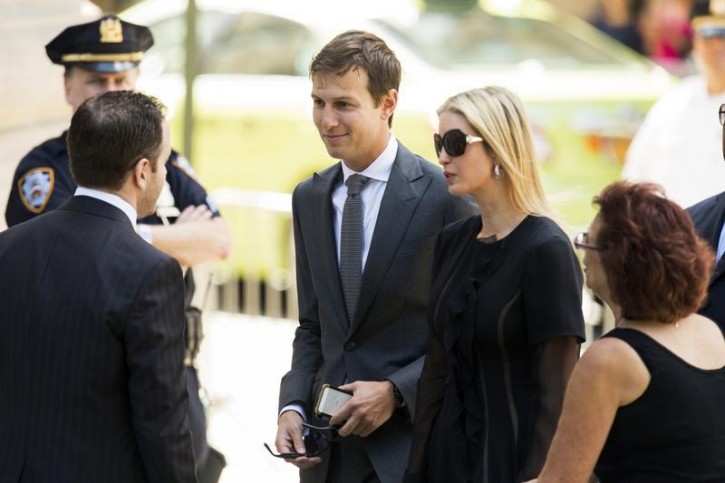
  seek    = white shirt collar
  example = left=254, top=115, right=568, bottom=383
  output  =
left=340, top=135, right=398, bottom=182
left=74, top=186, right=137, bottom=225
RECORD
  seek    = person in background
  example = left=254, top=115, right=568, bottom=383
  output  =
left=3, top=16, right=229, bottom=481
left=405, top=86, right=586, bottom=482
left=687, top=102, right=725, bottom=331
left=638, top=0, right=694, bottom=65
left=532, top=181, right=725, bottom=482
left=272, top=30, right=477, bottom=483
left=591, top=0, right=646, bottom=54
left=0, top=90, right=197, bottom=483
left=621, top=0, right=725, bottom=207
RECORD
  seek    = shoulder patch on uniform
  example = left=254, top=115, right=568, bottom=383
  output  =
left=18, top=167, right=55, bottom=213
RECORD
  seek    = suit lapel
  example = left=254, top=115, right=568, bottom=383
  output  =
left=350, top=147, right=430, bottom=334
left=712, top=257, right=725, bottom=284
left=705, top=195, right=725, bottom=286
left=311, top=165, right=349, bottom=329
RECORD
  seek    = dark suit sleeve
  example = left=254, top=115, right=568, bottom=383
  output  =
left=687, top=195, right=721, bottom=243
left=405, top=319, right=446, bottom=481
left=125, top=256, right=197, bottom=483
left=385, top=356, right=425, bottom=418
left=278, top=187, right=322, bottom=413
left=405, top=232, right=449, bottom=481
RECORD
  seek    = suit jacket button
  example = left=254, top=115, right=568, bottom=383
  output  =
left=344, top=341, right=356, bottom=351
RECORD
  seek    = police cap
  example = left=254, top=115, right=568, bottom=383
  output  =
left=45, top=15, right=154, bottom=73
left=692, top=0, right=725, bottom=38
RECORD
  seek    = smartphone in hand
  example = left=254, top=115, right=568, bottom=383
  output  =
left=315, top=384, right=352, bottom=418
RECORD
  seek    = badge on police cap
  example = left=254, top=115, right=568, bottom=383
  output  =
left=18, top=167, right=55, bottom=214
left=99, top=17, right=123, bottom=44
left=45, top=15, right=154, bottom=73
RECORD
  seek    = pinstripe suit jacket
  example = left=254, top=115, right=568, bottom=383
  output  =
left=279, top=143, right=477, bottom=483
left=0, top=196, right=196, bottom=483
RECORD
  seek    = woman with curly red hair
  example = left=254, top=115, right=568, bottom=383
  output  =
left=531, top=181, right=725, bottom=482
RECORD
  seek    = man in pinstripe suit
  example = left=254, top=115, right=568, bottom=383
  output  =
left=0, top=91, right=196, bottom=482
left=4, top=18, right=230, bottom=479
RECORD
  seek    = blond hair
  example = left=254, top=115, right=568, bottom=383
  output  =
left=437, top=86, right=551, bottom=216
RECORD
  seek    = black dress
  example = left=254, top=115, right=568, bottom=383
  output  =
left=596, top=328, right=725, bottom=482
left=407, top=215, right=586, bottom=483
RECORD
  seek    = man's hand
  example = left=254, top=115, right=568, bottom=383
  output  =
left=147, top=205, right=231, bottom=267
left=329, top=380, right=396, bottom=437
left=175, top=204, right=213, bottom=223
left=275, top=410, right=322, bottom=469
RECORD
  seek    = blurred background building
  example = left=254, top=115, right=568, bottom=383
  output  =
left=0, top=0, right=599, bottom=134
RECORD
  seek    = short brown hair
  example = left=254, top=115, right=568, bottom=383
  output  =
left=594, top=181, right=714, bottom=324
left=68, top=90, right=166, bottom=190
left=310, top=30, right=401, bottom=127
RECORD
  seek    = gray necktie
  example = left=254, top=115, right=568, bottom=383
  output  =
left=340, top=174, right=369, bottom=323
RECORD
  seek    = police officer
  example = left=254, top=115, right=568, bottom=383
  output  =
left=5, top=15, right=230, bottom=481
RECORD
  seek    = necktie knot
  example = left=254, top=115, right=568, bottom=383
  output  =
left=346, top=174, right=369, bottom=196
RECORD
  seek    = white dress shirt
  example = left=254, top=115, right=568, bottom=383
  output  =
left=622, top=76, right=725, bottom=207
left=333, top=135, right=398, bottom=268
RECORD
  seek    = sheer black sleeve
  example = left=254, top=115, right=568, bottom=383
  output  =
left=404, top=228, right=456, bottom=482
left=405, top=314, right=447, bottom=481
left=519, top=336, right=580, bottom=480
left=518, top=229, right=585, bottom=478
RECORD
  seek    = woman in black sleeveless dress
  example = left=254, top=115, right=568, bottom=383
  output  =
left=534, top=181, right=725, bottom=482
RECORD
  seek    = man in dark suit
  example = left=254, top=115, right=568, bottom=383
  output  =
left=0, top=91, right=196, bottom=482
left=3, top=16, right=229, bottom=480
left=273, top=30, right=476, bottom=483
left=687, top=102, right=725, bottom=331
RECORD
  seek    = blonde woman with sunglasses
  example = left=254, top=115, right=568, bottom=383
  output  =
left=405, top=86, right=586, bottom=483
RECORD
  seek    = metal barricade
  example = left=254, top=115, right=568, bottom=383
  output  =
left=202, top=187, right=297, bottom=319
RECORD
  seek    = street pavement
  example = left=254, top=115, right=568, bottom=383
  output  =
left=198, top=311, right=300, bottom=483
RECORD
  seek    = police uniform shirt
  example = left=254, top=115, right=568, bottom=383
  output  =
left=5, top=132, right=220, bottom=227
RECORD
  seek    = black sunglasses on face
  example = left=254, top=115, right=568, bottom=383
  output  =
left=264, top=423, right=339, bottom=459
left=719, top=103, right=725, bottom=126
left=434, top=129, right=484, bottom=157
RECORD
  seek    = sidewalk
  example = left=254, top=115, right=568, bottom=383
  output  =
left=199, top=312, right=300, bottom=482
